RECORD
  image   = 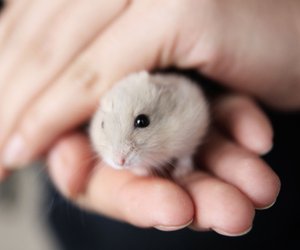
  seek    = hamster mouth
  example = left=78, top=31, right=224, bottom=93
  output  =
left=103, top=157, right=124, bottom=170
left=106, top=153, right=146, bottom=171
left=107, top=157, right=134, bottom=170
left=110, top=160, right=142, bottom=171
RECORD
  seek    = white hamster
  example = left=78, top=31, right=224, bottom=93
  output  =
left=89, top=71, right=209, bottom=178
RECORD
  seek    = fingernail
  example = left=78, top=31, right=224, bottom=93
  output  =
left=249, top=136, right=273, bottom=156
left=2, top=134, right=28, bottom=168
left=256, top=200, right=276, bottom=210
left=212, top=226, right=252, bottom=237
left=154, top=219, right=193, bottom=232
left=260, top=142, right=273, bottom=156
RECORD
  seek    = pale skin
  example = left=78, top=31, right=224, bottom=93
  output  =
left=1, top=0, right=299, bottom=235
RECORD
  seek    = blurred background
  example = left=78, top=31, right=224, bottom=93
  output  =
left=0, top=164, right=59, bottom=250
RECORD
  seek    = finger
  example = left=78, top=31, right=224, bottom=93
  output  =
left=0, top=0, right=69, bottom=153
left=47, top=132, right=194, bottom=230
left=47, top=132, right=95, bottom=198
left=77, top=167, right=194, bottom=231
left=212, top=94, right=273, bottom=155
left=0, top=0, right=130, bottom=167
left=183, top=171, right=254, bottom=236
left=0, top=0, right=66, bottom=88
left=1, top=0, right=177, bottom=168
left=199, top=131, right=280, bottom=209
left=0, top=0, right=128, bottom=90
left=0, top=0, right=33, bottom=47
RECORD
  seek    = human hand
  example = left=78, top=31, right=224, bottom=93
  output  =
left=47, top=94, right=280, bottom=236
left=0, top=0, right=286, bottom=235
left=0, top=0, right=300, bottom=170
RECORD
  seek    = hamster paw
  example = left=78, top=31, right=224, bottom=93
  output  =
left=172, top=156, right=194, bottom=180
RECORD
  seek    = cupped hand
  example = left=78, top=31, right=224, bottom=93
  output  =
left=1, top=0, right=300, bottom=170
left=47, top=94, right=280, bottom=236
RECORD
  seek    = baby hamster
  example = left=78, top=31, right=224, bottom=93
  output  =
left=89, top=71, right=209, bottom=178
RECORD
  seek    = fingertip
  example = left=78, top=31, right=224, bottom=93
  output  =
left=214, top=95, right=273, bottom=155
left=47, top=143, right=70, bottom=197
left=185, top=173, right=254, bottom=236
left=201, top=132, right=281, bottom=211
left=155, top=219, right=194, bottom=231
left=119, top=177, right=194, bottom=229
left=212, top=225, right=253, bottom=237
left=253, top=168, right=281, bottom=210
left=47, top=132, right=94, bottom=199
left=221, top=155, right=281, bottom=210
left=1, top=132, right=35, bottom=170
left=209, top=185, right=255, bottom=236
left=237, top=105, right=274, bottom=155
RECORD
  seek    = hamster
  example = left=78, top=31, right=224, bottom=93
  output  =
left=89, top=71, right=209, bottom=178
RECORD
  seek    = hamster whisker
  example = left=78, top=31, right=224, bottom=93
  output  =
left=142, top=155, right=166, bottom=169
left=144, top=153, right=175, bottom=167
left=59, top=153, right=100, bottom=194
left=139, top=133, right=160, bottom=145
left=142, top=157, right=174, bottom=178
left=75, top=153, right=100, bottom=168
left=139, top=160, right=161, bottom=177
left=93, top=144, right=109, bottom=150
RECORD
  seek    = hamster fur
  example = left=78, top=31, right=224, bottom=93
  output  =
left=89, top=71, right=209, bottom=178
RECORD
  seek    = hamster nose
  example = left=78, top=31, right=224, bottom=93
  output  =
left=115, top=156, right=126, bottom=166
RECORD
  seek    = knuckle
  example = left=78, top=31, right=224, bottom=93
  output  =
left=28, top=36, right=57, bottom=67
left=34, top=43, right=55, bottom=66
left=66, top=58, right=102, bottom=96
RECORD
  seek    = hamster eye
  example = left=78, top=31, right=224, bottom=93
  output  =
left=134, top=114, right=150, bottom=128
